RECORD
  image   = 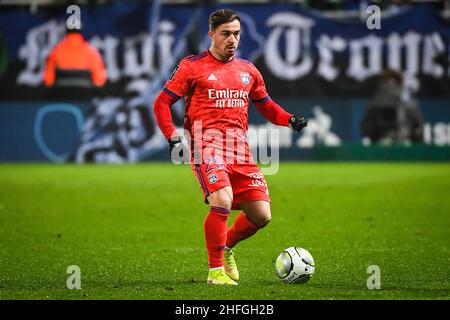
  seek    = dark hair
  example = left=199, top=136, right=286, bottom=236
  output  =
left=209, top=9, right=240, bottom=31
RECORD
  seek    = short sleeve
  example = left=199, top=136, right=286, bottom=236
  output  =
left=249, top=65, right=269, bottom=103
left=163, top=58, right=192, bottom=98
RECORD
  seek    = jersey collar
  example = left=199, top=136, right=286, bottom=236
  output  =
left=207, top=49, right=235, bottom=64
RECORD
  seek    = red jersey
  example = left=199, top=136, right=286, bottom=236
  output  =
left=153, top=50, right=294, bottom=210
left=163, top=50, right=270, bottom=163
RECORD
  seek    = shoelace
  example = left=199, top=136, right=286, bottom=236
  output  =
left=226, top=250, right=236, bottom=269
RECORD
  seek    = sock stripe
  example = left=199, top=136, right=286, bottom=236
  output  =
left=211, top=206, right=230, bottom=214
left=211, top=206, right=231, bottom=216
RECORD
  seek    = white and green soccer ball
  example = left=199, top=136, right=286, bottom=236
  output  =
left=275, top=247, right=315, bottom=284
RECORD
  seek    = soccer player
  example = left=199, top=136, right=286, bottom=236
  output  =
left=153, top=9, right=307, bottom=285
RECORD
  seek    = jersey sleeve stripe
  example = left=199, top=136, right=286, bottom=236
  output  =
left=163, top=87, right=182, bottom=100
left=252, top=96, right=270, bottom=103
left=187, top=51, right=208, bottom=62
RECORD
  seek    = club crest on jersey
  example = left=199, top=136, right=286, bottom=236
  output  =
left=207, top=173, right=218, bottom=184
left=240, top=72, right=250, bottom=84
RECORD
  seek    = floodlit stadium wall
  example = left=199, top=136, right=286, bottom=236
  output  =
left=0, top=3, right=449, bottom=162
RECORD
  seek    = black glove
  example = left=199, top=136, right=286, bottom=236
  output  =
left=289, top=115, right=308, bottom=132
left=168, top=136, right=185, bottom=163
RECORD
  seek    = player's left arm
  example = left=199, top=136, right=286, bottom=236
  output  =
left=250, top=66, right=307, bottom=132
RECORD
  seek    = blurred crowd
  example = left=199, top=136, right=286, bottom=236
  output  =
left=302, top=0, right=420, bottom=12
left=3, top=0, right=447, bottom=11
left=361, top=70, right=425, bottom=145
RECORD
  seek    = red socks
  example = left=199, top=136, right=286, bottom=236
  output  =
left=204, top=208, right=262, bottom=269
left=226, top=212, right=260, bottom=249
left=204, top=206, right=230, bottom=269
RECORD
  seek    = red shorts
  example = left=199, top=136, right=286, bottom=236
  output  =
left=191, top=156, right=271, bottom=210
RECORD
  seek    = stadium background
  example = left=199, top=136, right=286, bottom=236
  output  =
left=1, top=0, right=449, bottom=302
left=1, top=0, right=450, bottom=162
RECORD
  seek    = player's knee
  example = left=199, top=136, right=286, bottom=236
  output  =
left=211, top=201, right=232, bottom=211
left=209, top=196, right=233, bottom=210
left=208, top=188, right=233, bottom=210
left=260, top=215, right=271, bottom=228
left=254, top=211, right=271, bottom=228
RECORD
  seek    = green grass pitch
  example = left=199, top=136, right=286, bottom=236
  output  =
left=0, top=163, right=449, bottom=300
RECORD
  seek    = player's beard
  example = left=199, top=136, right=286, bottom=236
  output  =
left=223, top=45, right=236, bottom=59
left=211, top=41, right=237, bottom=61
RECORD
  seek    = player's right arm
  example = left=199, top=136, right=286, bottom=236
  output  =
left=153, top=58, right=192, bottom=140
left=153, top=58, right=193, bottom=159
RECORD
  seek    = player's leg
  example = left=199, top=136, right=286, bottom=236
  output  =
left=205, top=186, right=233, bottom=270
left=223, top=200, right=271, bottom=281
left=207, top=185, right=233, bottom=209
left=204, top=187, right=237, bottom=285
left=192, top=160, right=237, bottom=285
left=226, top=163, right=271, bottom=249
left=223, top=161, right=272, bottom=280
left=227, top=200, right=271, bottom=248
left=239, top=200, right=272, bottom=227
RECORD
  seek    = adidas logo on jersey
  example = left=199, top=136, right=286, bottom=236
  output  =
left=208, top=74, right=217, bottom=81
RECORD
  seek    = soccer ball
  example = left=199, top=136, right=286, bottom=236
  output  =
left=275, top=247, right=315, bottom=284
